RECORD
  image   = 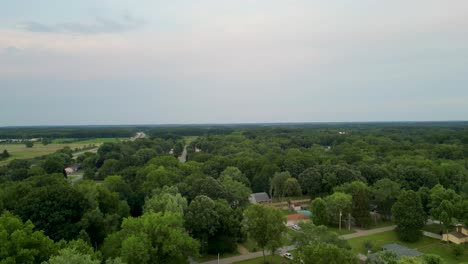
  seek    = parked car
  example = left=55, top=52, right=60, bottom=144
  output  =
left=283, top=252, right=293, bottom=260
left=291, top=224, right=301, bottom=230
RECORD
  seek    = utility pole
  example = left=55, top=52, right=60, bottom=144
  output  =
left=339, top=210, right=342, bottom=230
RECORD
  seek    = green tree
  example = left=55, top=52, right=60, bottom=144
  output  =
left=143, top=186, right=187, bottom=215
left=1, top=149, right=10, bottom=159
left=298, top=167, right=325, bottom=197
left=284, top=177, right=302, bottom=197
left=335, top=181, right=372, bottom=227
left=15, top=181, right=87, bottom=241
left=372, top=179, right=401, bottom=220
left=220, top=166, right=250, bottom=187
left=290, top=222, right=350, bottom=250
left=298, top=243, right=358, bottom=264
left=370, top=250, right=398, bottom=264
left=25, top=141, right=34, bottom=148
left=220, top=176, right=251, bottom=207
left=326, top=192, right=352, bottom=230
left=392, top=190, right=426, bottom=242
left=103, top=212, right=199, bottom=264
left=310, top=198, right=328, bottom=226
left=242, top=204, right=286, bottom=263
left=97, top=159, right=120, bottom=180
left=0, top=211, right=57, bottom=263
left=42, top=156, right=65, bottom=174
left=44, top=248, right=99, bottom=264
left=184, top=195, right=219, bottom=252
left=270, top=171, right=290, bottom=200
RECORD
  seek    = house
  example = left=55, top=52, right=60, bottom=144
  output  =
left=368, top=243, right=423, bottom=260
left=442, top=224, right=468, bottom=244
left=286, top=214, right=310, bottom=226
left=249, top=192, right=271, bottom=204
left=65, top=164, right=81, bottom=175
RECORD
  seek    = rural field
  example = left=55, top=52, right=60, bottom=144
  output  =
left=0, top=138, right=122, bottom=166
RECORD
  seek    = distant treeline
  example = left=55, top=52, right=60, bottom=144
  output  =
left=0, top=121, right=467, bottom=140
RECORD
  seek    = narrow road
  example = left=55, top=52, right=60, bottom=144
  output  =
left=200, top=226, right=397, bottom=264
left=178, top=145, right=188, bottom=163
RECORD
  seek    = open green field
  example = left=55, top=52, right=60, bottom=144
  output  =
left=51, top=138, right=124, bottom=144
left=234, top=255, right=291, bottom=264
left=347, top=230, right=467, bottom=264
left=0, top=138, right=120, bottom=166
left=183, top=136, right=199, bottom=145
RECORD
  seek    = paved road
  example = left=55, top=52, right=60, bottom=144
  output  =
left=422, top=231, right=442, bottom=240
left=178, top=145, right=188, bottom=163
left=200, top=226, right=397, bottom=264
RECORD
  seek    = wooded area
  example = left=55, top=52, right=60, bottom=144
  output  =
left=0, top=123, right=467, bottom=263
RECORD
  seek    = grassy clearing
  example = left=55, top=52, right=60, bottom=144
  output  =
left=347, top=230, right=467, bottom=264
left=0, top=138, right=120, bottom=166
left=234, top=255, right=291, bottom=264
left=183, top=136, right=199, bottom=145
left=0, top=143, right=87, bottom=166
left=52, top=138, right=123, bottom=144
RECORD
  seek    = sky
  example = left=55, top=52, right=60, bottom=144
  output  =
left=0, top=0, right=467, bottom=126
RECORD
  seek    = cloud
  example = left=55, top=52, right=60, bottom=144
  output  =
left=20, top=14, right=144, bottom=34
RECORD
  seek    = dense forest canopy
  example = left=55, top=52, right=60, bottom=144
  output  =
left=0, top=123, right=467, bottom=263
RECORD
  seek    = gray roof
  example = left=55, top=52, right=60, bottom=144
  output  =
left=381, top=243, right=423, bottom=259
left=450, top=231, right=467, bottom=239
left=250, top=192, right=271, bottom=203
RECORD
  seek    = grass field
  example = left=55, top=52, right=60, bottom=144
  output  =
left=0, top=138, right=119, bottom=166
left=234, top=255, right=291, bottom=264
left=52, top=138, right=123, bottom=144
left=183, top=136, right=199, bottom=145
left=347, top=230, right=467, bottom=264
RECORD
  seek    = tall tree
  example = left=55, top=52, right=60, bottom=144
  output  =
left=242, top=204, right=286, bottom=263
left=326, top=192, right=352, bottom=230
left=392, top=190, right=426, bottom=242
left=270, top=171, right=290, bottom=200
left=284, top=177, right=302, bottom=197
left=103, top=212, right=199, bottom=264
left=184, top=195, right=219, bottom=252
left=0, top=211, right=57, bottom=264
left=372, top=179, right=401, bottom=220
left=335, top=181, right=372, bottom=227
left=311, top=198, right=328, bottom=226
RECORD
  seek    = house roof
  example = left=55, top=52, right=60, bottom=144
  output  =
left=450, top=231, right=467, bottom=239
left=287, top=214, right=310, bottom=221
left=250, top=192, right=271, bottom=203
left=381, top=243, right=423, bottom=259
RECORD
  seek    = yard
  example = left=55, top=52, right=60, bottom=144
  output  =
left=347, top=230, right=467, bottom=264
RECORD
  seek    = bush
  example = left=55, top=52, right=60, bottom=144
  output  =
left=452, top=244, right=464, bottom=258
left=364, top=240, right=373, bottom=251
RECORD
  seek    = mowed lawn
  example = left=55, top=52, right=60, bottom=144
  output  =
left=347, top=230, right=467, bottom=264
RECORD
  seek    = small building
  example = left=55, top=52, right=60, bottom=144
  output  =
left=249, top=192, right=271, bottom=204
left=369, top=243, right=423, bottom=260
left=286, top=214, right=310, bottom=226
left=442, top=224, right=468, bottom=244
left=65, top=164, right=81, bottom=175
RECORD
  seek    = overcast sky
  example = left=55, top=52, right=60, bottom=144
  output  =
left=1, top=1, right=467, bottom=126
